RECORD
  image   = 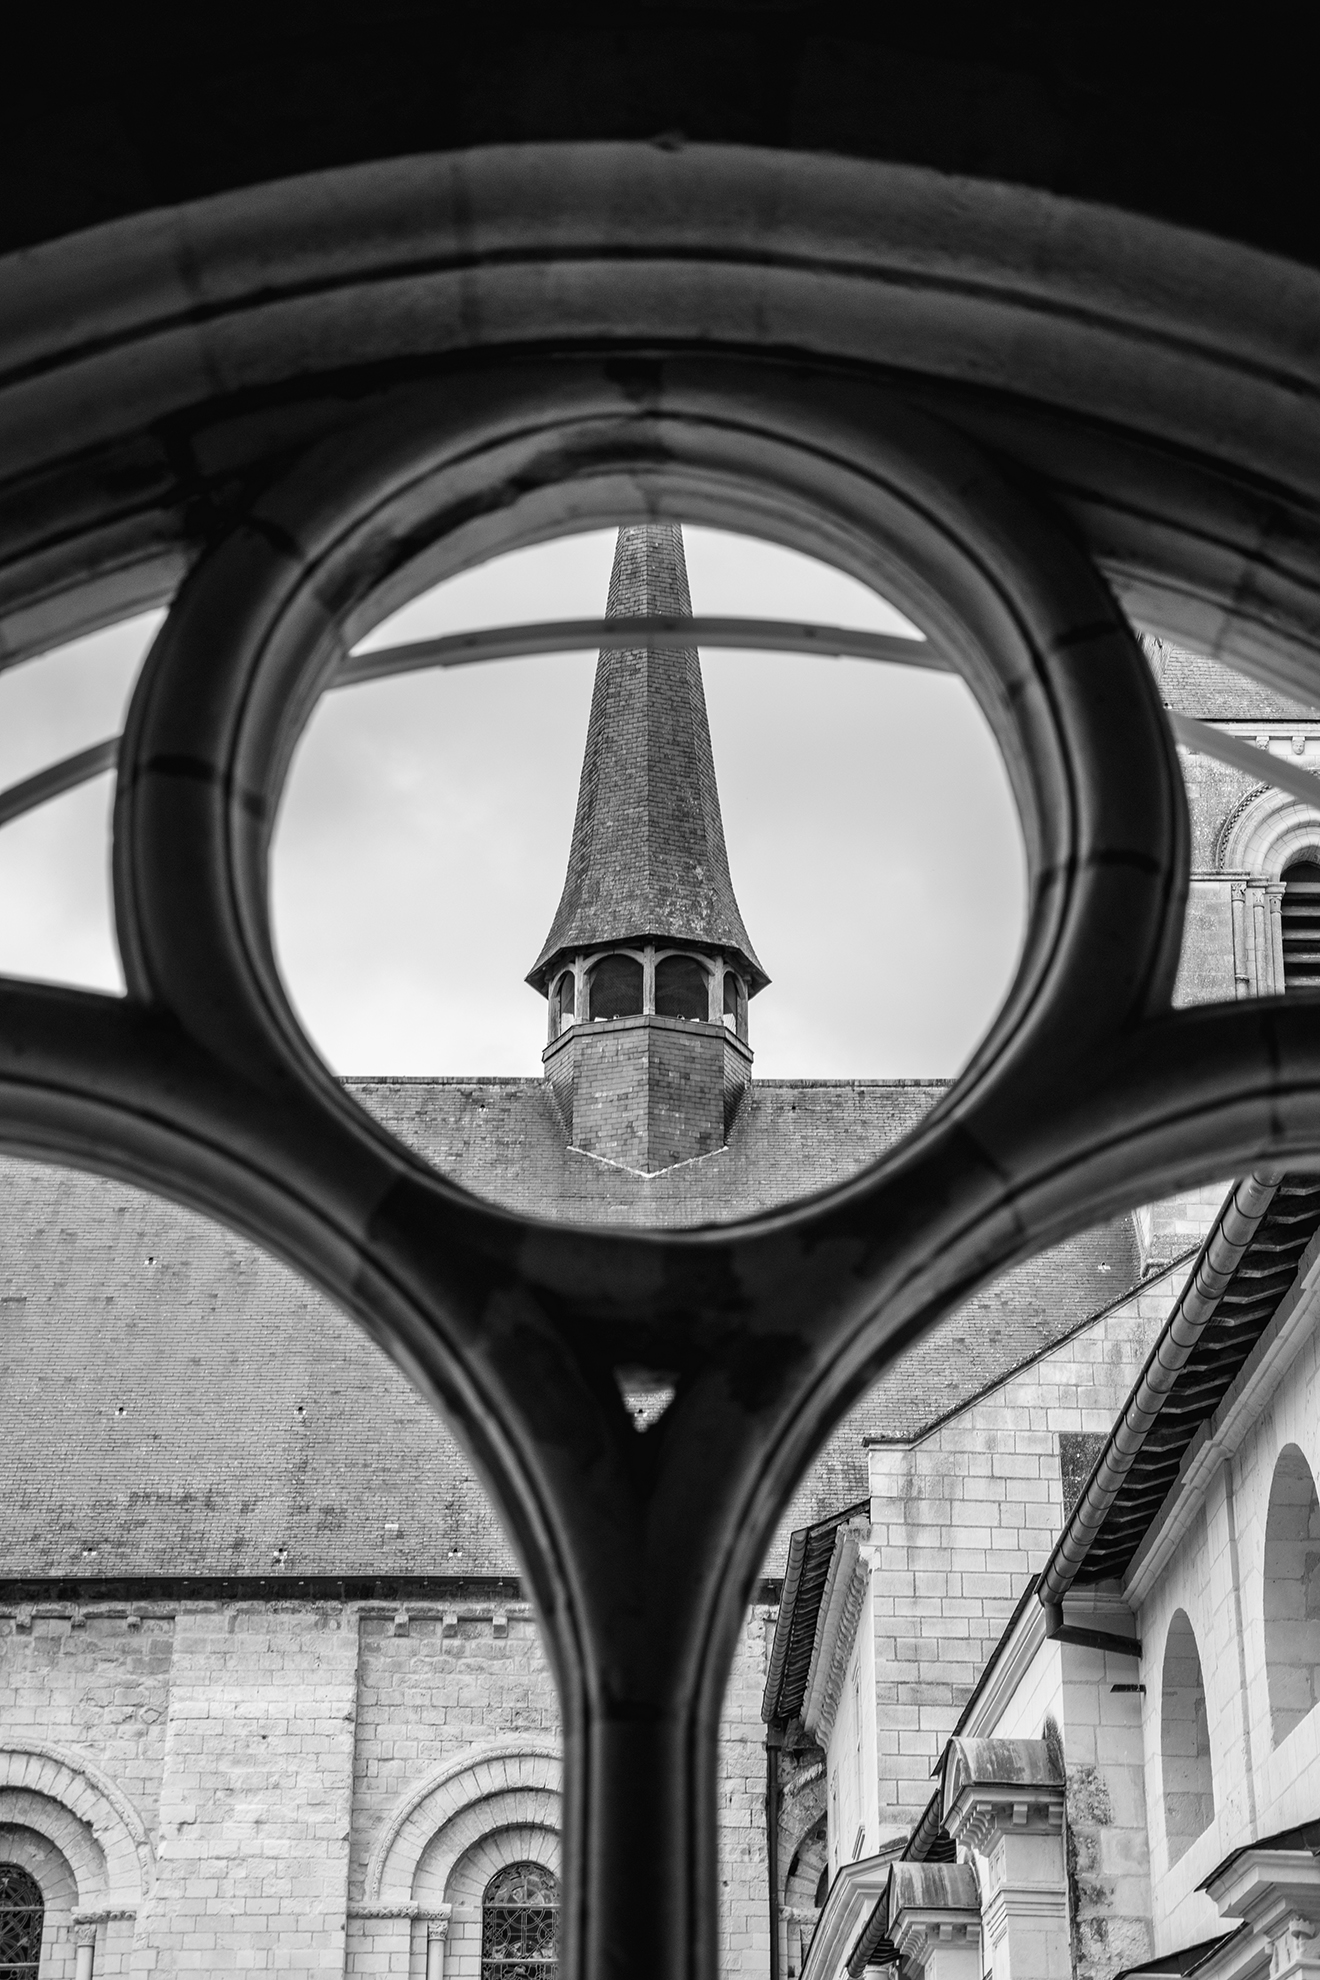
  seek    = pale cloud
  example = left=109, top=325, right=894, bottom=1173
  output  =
left=0, top=529, right=1025, bottom=1081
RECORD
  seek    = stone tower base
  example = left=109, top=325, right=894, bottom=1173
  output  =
left=543, top=1015, right=752, bottom=1172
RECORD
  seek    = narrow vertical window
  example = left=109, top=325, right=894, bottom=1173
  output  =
left=1264, top=1442, right=1320, bottom=1744
left=481, top=1861, right=559, bottom=1980
left=1161, top=1609, right=1215, bottom=1863
left=1282, top=860, right=1320, bottom=990
left=0, top=1865, right=43, bottom=1978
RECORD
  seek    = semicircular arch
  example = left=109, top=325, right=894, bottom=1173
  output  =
left=439, top=1817, right=561, bottom=1906
left=365, top=1741, right=560, bottom=1906
left=1217, top=787, right=1320, bottom=877
left=0, top=1790, right=101, bottom=1911
left=1160, top=1609, right=1216, bottom=1866
left=0, top=1739, right=153, bottom=1909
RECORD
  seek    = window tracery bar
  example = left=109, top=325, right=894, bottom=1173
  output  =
left=0, top=1865, right=43, bottom=1976
left=481, top=1863, right=559, bottom=1980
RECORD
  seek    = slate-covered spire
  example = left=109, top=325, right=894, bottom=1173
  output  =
left=529, top=523, right=767, bottom=992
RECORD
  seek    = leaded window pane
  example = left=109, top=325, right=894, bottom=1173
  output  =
left=0, top=1865, right=43, bottom=1976
left=481, top=1860, right=558, bottom=1980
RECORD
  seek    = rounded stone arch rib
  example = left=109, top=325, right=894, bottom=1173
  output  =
left=0, top=1741, right=152, bottom=1912
left=1161, top=1610, right=1216, bottom=1865
left=364, top=1742, right=561, bottom=1907
left=1264, top=1442, right=1320, bottom=1745
left=1216, top=786, right=1320, bottom=879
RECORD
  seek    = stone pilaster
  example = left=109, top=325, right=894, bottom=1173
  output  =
left=940, top=1737, right=1067, bottom=1980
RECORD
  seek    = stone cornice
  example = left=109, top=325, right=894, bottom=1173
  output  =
left=1126, top=1225, right=1320, bottom=1609
left=802, top=1523, right=870, bottom=1744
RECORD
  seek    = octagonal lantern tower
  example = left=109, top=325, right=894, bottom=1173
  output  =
left=528, top=523, right=768, bottom=1173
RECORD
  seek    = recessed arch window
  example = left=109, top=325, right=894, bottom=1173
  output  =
left=722, top=968, right=746, bottom=1035
left=1282, top=860, right=1320, bottom=991
left=588, top=954, right=643, bottom=1020
left=0, top=1864, right=43, bottom=1978
left=1264, top=1441, right=1320, bottom=1745
left=481, top=1860, right=559, bottom=1980
left=1161, top=1608, right=1215, bottom=1863
left=654, top=954, right=709, bottom=1021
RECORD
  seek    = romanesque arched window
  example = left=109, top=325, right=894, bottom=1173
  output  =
left=0, top=1864, right=43, bottom=1977
left=1161, top=1609, right=1215, bottom=1863
left=481, top=1861, right=559, bottom=1980
left=654, top=954, right=708, bottom=1021
left=1282, top=860, right=1320, bottom=990
left=1264, top=1442, right=1320, bottom=1745
left=588, top=953, right=643, bottom=1020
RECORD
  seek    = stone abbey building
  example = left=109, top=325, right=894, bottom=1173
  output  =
left=5, top=527, right=1320, bottom=1979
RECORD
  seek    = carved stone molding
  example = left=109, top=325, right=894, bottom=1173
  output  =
left=801, top=1524, right=870, bottom=1744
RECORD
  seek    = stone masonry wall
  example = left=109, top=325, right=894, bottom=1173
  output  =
left=1, top=1597, right=778, bottom=1977
left=553, top=1015, right=730, bottom=1171
left=717, top=1608, right=776, bottom=1978
left=863, top=1267, right=1191, bottom=1837
left=349, top=1603, right=558, bottom=1905
left=137, top=1605, right=358, bottom=1974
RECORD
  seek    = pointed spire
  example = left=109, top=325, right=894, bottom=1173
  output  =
left=528, top=523, right=767, bottom=992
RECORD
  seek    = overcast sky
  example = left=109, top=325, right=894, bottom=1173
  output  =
left=0, top=527, right=1026, bottom=1081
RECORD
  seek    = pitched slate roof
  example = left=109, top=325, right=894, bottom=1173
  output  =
left=529, top=523, right=766, bottom=991
left=1143, top=635, right=1320, bottom=720
left=0, top=1077, right=1140, bottom=1586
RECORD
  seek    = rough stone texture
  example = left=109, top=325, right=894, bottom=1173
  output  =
left=531, top=524, right=764, bottom=991
left=1060, top=1657, right=1154, bottom=1980
left=349, top=1606, right=558, bottom=1905
left=137, top=1605, right=358, bottom=1973
left=861, top=1269, right=1185, bottom=1835
left=0, top=1610, right=173, bottom=1855
left=716, top=1610, right=777, bottom=1977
